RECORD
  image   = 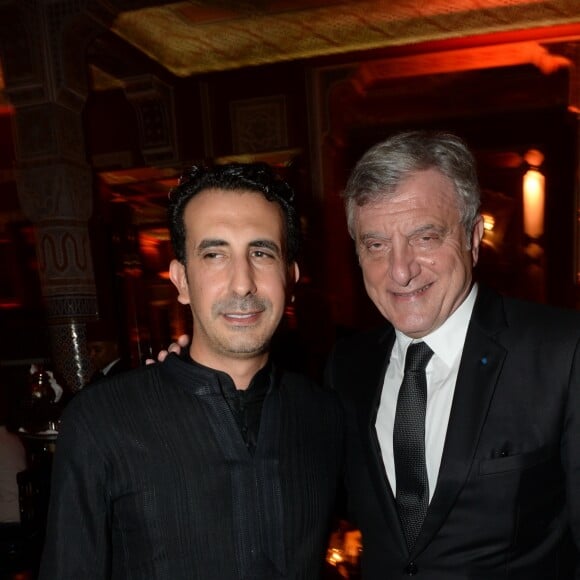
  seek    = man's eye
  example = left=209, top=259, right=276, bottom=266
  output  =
left=366, top=241, right=387, bottom=252
left=202, top=252, right=221, bottom=259
left=410, top=233, right=442, bottom=248
left=252, top=250, right=274, bottom=259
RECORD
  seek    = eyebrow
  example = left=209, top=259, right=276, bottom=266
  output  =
left=359, top=232, right=390, bottom=243
left=196, top=238, right=282, bottom=255
left=197, top=239, right=228, bottom=253
left=251, top=239, right=282, bottom=255
left=410, top=224, right=447, bottom=236
left=359, top=224, right=445, bottom=241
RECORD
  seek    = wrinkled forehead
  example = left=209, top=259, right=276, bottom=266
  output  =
left=352, top=182, right=462, bottom=237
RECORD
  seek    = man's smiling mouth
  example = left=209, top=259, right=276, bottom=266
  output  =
left=393, top=283, right=432, bottom=298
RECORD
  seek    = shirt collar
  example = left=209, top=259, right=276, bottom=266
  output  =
left=101, top=358, right=121, bottom=375
left=394, top=283, right=478, bottom=368
left=183, top=351, right=273, bottom=399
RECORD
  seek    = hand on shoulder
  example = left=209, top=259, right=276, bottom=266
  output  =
left=145, top=334, right=190, bottom=364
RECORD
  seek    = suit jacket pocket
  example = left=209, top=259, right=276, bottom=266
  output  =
left=479, top=446, right=553, bottom=476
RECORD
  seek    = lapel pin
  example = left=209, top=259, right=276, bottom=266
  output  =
left=480, top=356, right=488, bottom=365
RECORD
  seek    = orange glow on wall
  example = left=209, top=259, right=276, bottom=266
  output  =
left=522, top=149, right=545, bottom=240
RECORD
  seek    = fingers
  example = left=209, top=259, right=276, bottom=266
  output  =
left=166, top=334, right=190, bottom=355
left=145, top=355, right=162, bottom=365
left=145, top=349, right=169, bottom=364
left=145, top=335, right=191, bottom=365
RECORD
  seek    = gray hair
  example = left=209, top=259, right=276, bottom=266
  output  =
left=343, top=131, right=481, bottom=244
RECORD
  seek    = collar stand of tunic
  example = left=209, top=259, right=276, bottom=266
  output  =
left=184, top=352, right=272, bottom=455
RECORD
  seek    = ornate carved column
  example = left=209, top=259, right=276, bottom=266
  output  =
left=0, top=0, right=96, bottom=392
left=17, top=162, right=95, bottom=392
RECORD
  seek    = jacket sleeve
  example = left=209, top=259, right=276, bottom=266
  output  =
left=38, top=397, right=111, bottom=579
left=563, top=336, right=580, bottom=578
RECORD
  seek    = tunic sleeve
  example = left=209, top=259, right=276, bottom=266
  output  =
left=38, top=397, right=111, bottom=579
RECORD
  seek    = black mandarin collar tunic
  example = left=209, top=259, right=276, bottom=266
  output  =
left=39, top=353, right=344, bottom=580
left=185, top=353, right=271, bottom=456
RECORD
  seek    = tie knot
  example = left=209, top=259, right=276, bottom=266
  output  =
left=404, top=342, right=433, bottom=373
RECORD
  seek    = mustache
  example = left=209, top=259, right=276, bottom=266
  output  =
left=213, top=295, right=269, bottom=314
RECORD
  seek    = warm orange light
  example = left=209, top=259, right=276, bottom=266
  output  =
left=481, top=213, right=495, bottom=232
left=326, top=548, right=344, bottom=566
left=523, top=150, right=545, bottom=239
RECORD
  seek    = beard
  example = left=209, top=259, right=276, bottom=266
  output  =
left=196, top=294, right=278, bottom=359
left=212, top=295, right=269, bottom=318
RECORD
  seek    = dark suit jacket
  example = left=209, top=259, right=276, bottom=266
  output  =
left=87, top=358, right=132, bottom=386
left=104, top=357, right=132, bottom=377
left=326, top=285, right=580, bottom=579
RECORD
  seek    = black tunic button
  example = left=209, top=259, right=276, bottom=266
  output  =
left=404, top=561, right=418, bottom=575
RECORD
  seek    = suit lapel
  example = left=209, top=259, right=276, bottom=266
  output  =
left=354, top=328, right=409, bottom=551
left=413, top=287, right=508, bottom=554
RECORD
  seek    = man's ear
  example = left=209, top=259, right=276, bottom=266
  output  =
left=169, top=259, right=191, bottom=305
left=471, top=215, right=485, bottom=266
left=291, top=262, right=300, bottom=285
left=286, top=262, right=300, bottom=303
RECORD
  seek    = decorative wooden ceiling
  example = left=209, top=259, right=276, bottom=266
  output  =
left=82, top=0, right=580, bottom=232
left=100, top=0, right=580, bottom=76
left=3, top=0, right=580, bottom=230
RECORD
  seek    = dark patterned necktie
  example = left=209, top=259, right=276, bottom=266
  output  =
left=393, top=341, right=434, bottom=550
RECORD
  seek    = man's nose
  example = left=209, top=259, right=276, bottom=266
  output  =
left=230, top=256, right=258, bottom=296
left=388, top=242, right=420, bottom=286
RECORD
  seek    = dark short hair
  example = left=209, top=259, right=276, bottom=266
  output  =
left=168, top=162, right=300, bottom=264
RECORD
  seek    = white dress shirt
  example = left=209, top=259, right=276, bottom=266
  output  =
left=102, top=358, right=121, bottom=376
left=375, top=284, right=478, bottom=501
